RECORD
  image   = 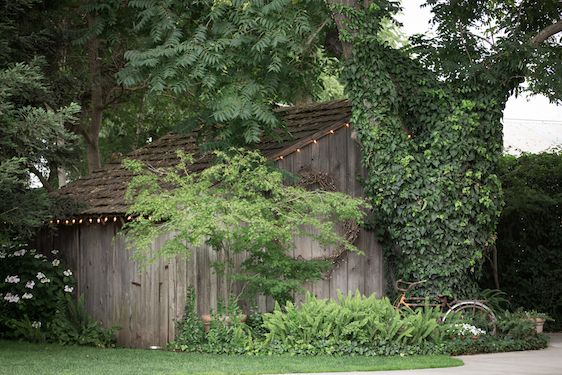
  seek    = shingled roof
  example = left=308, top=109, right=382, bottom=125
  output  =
left=55, top=99, right=352, bottom=215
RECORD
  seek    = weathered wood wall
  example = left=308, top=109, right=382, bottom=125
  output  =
left=37, top=126, right=384, bottom=348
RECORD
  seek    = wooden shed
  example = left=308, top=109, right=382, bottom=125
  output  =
left=36, top=99, right=384, bottom=348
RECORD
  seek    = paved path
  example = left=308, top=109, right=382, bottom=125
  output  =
left=286, top=333, right=562, bottom=375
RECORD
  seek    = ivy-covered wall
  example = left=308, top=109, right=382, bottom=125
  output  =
left=341, top=5, right=504, bottom=298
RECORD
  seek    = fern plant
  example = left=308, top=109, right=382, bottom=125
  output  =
left=262, top=291, right=446, bottom=351
left=48, top=295, right=118, bottom=347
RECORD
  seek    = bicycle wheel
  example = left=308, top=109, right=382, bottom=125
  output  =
left=443, top=300, right=497, bottom=335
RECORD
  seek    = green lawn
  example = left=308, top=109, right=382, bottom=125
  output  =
left=0, top=341, right=461, bottom=375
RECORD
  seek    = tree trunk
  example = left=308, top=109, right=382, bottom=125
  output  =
left=326, top=0, right=361, bottom=60
left=86, top=131, right=101, bottom=172
left=492, top=245, right=500, bottom=290
left=85, top=13, right=103, bottom=173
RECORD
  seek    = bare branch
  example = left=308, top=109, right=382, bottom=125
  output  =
left=28, top=164, right=54, bottom=192
left=305, top=18, right=331, bottom=48
left=531, top=20, right=562, bottom=46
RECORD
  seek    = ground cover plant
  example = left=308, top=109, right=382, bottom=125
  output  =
left=0, top=340, right=462, bottom=375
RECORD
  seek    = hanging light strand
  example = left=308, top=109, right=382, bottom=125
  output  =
left=275, top=122, right=350, bottom=161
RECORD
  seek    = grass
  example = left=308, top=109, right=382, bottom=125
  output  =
left=0, top=340, right=462, bottom=375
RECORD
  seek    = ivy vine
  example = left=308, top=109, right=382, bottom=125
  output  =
left=339, top=4, right=506, bottom=297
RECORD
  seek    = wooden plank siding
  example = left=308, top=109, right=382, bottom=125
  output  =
left=36, top=126, right=384, bottom=348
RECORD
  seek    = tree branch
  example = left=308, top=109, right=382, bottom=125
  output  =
left=306, top=18, right=331, bottom=49
left=29, top=164, right=54, bottom=192
left=531, top=20, right=562, bottom=46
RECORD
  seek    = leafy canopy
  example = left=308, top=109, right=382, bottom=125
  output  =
left=122, top=149, right=368, bottom=303
left=0, top=62, right=80, bottom=245
left=120, top=0, right=561, bottom=297
left=120, top=0, right=332, bottom=146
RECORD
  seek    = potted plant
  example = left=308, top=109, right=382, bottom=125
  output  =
left=524, top=311, right=552, bottom=333
left=201, top=297, right=247, bottom=333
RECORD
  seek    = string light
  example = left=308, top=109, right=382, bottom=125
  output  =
left=274, top=122, right=348, bottom=162
left=47, top=124, right=353, bottom=226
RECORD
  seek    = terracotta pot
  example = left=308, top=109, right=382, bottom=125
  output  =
left=201, top=314, right=247, bottom=332
left=529, top=317, right=545, bottom=334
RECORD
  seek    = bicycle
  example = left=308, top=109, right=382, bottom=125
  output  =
left=394, top=279, right=497, bottom=335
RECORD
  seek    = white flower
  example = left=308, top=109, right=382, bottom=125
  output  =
left=31, top=321, right=41, bottom=329
left=25, top=280, right=35, bottom=289
left=34, top=254, right=45, bottom=259
left=52, top=259, right=60, bottom=267
left=63, top=269, right=73, bottom=277
left=40, top=278, right=50, bottom=284
left=3, top=293, right=20, bottom=303
left=51, top=250, right=59, bottom=255
left=64, top=285, right=74, bottom=293
left=22, top=293, right=33, bottom=299
left=0, top=252, right=5, bottom=259
left=13, top=249, right=26, bottom=256
left=5, top=275, right=20, bottom=283
left=36, top=272, right=46, bottom=280
left=454, top=323, right=486, bottom=336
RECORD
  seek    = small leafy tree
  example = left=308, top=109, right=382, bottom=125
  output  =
left=123, top=149, right=368, bottom=304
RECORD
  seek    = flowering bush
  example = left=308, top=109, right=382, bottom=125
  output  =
left=0, top=244, right=116, bottom=346
left=0, top=244, right=74, bottom=336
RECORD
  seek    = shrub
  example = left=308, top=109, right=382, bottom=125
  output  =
left=261, top=291, right=446, bottom=355
left=205, top=301, right=253, bottom=354
left=481, top=153, right=562, bottom=331
left=1, top=245, right=73, bottom=337
left=0, top=244, right=116, bottom=347
left=48, top=295, right=118, bottom=347
left=172, top=287, right=205, bottom=348
left=444, top=334, right=548, bottom=355
left=171, top=294, right=252, bottom=354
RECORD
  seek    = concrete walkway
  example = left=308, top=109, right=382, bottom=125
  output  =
left=288, top=333, right=562, bottom=375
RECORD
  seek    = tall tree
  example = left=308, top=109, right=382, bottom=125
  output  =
left=121, top=0, right=561, bottom=296
left=58, top=1, right=136, bottom=172
left=0, top=62, right=80, bottom=245
left=1, top=0, right=140, bottom=175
